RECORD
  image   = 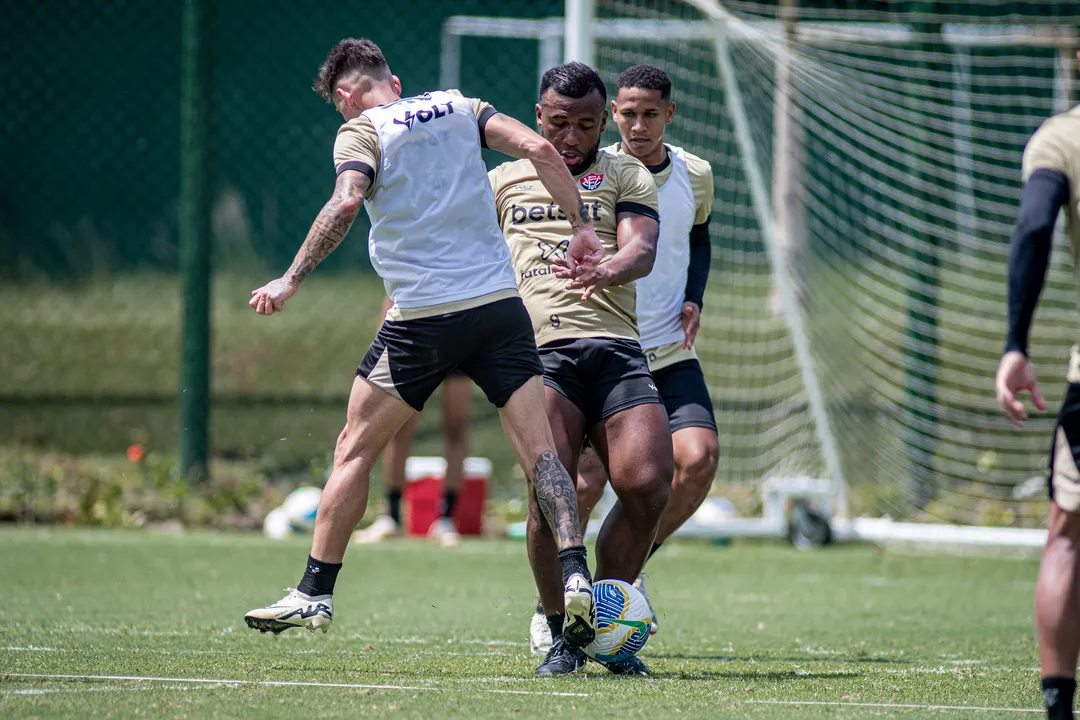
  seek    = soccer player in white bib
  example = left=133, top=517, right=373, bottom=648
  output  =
left=536, top=64, right=719, bottom=648
left=242, top=38, right=600, bottom=654
left=995, top=52, right=1080, bottom=720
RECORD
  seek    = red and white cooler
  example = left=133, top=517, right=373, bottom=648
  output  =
left=402, top=456, right=491, bottom=536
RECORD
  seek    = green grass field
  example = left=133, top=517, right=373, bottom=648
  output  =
left=0, top=528, right=1044, bottom=718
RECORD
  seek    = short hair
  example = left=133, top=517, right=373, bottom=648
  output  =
left=617, top=64, right=672, bottom=102
left=313, top=38, right=391, bottom=102
left=539, top=62, right=607, bottom=104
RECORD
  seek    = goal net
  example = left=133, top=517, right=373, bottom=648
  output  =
left=442, top=1, right=1080, bottom=528
left=591, top=0, right=1078, bottom=526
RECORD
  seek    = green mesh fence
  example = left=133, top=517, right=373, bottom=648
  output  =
left=2, top=1, right=1079, bottom=506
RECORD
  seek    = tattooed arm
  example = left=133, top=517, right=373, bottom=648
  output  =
left=250, top=170, right=370, bottom=316
left=532, top=450, right=586, bottom=550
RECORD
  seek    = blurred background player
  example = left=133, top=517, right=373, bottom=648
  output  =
left=490, top=62, right=670, bottom=676
left=243, top=38, right=602, bottom=650
left=567, top=64, right=718, bottom=644
left=994, top=52, right=1080, bottom=720
left=353, top=296, right=472, bottom=548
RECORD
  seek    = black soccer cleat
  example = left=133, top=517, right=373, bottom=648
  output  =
left=534, top=636, right=587, bottom=676
left=596, top=654, right=650, bottom=676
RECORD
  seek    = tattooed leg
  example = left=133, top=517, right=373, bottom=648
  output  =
left=498, top=377, right=593, bottom=608
left=532, top=450, right=585, bottom=549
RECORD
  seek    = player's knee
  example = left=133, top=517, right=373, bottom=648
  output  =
left=619, top=460, right=673, bottom=519
left=577, top=469, right=606, bottom=513
left=675, top=436, right=719, bottom=491
left=333, top=427, right=375, bottom=474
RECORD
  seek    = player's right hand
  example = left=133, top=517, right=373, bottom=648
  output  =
left=995, top=350, right=1046, bottom=429
left=250, top=277, right=299, bottom=316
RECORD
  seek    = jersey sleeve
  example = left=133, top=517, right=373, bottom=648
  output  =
left=333, top=117, right=380, bottom=187
left=685, top=154, right=715, bottom=225
left=614, top=156, right=660, bottom=221
left=1022, top=120, right=1074, bottom=184
left=445, top=89, right=500, bottom=148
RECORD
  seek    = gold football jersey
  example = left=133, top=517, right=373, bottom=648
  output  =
left=489, top=150, right=659, bottom=346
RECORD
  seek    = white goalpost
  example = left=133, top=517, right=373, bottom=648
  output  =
left=443, top=0, right=1078, bottom=550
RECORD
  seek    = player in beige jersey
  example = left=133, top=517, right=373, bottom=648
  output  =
left=490, top=62, right=672, bottom=676
left=994, top=53, right=1080, bottom=720
left=242, top=38, right=603, bottom=658
left=546, top=65, right=720, bottom=647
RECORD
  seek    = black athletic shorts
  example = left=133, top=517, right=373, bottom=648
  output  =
left=357, top=296, right=542, bottom=411
left=539, top=336, right=662, bottom=429
left=1049, top=382, right=1080, bottom=512
left=653, top=359, right=717, bottom=433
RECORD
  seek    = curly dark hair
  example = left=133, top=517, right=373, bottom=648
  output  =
left=313, top=38, right=391, bottom=102
left=617, top=64, right=672, bottom=102
left=539, top=61, right=607, bottom=103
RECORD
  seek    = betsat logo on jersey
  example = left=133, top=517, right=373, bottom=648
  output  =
left=579, top=172, right=604, bottom=190
left=509, top=201, right=601, bottom=225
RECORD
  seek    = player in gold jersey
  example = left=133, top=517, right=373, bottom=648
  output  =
left=490, top=62, right=672, bottom=676
left=573, top=64, right=719, bottom=640
left=994, top=52, right=1080, bottom=720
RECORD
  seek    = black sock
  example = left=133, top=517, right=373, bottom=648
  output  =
left=1043, top=677, right=1076, bottom=719
left=546, top=613, right=564, bottom=640
left=647, top=542, right=662, bottom=561
left=557, top=545, right=591, bottom=584
left=296, top=555, right=342, bottom=597
left=387, top=490, right=403, bottom=524
left=443, top=490, right=458, bottom=519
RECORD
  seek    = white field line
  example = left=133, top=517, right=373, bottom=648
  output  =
left=1, top=683, right=205, bottom=696
left=744, top=699, right=1040, bottom=713
left=2, top=673, right=590, bottom=698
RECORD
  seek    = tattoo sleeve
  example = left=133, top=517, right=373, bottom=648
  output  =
left=284, top=170, right=370, bottom=284
left=566, top=196, right=589, bottom=231
left=532, top=450, right=585, bottom=549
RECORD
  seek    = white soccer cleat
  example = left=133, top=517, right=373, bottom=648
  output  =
left=428, top=518, right=461, bottom=548
left=561, top=573, right=597, bottom=649
left=529, top=605, right=553, bottom=655
left=244, top=588, right=333, bottom=635
left=633, top=574, right=659, bottom=636
left=352, top=515, right=402, bottom=545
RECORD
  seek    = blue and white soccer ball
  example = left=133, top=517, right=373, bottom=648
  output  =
left=282, top=486, right=323, bottom=532
left=262, top=506, right=294, bottom=540
left=584, top=579, right=652, bottom=663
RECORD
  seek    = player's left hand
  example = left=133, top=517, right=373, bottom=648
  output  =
left=250, top=277, right=299, bottom=316
left=681, top=302, right=701, bottom=349
left=558, top=261, right=612, bottom=302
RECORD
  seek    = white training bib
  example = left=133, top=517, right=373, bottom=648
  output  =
left=363, top=91, right=517, bottom=310
left=635, top=146, right=696, bottom=350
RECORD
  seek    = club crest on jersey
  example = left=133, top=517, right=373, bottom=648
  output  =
left=579, top=172, right=604, bottom=190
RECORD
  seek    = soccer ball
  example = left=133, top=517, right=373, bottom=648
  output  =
left=584, top=579, right=652, bottom=663
left=282, top=486, right=323, bottom=532
left=262, top=506, right=294, bottom=540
